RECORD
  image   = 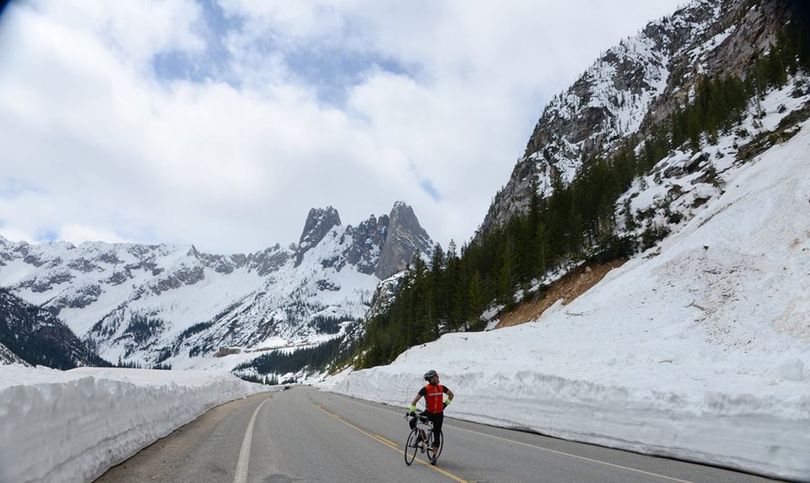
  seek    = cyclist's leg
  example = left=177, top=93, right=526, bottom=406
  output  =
left=430, top=412, right=443, bottom=448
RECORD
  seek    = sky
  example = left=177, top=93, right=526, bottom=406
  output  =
left=0, top=0, right=685, bottom=254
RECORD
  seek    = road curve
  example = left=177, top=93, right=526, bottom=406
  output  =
left=97, top=386, right=775, bottom=482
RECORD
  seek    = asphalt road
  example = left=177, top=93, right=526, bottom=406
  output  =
left=96, top=386, right=776, bottom=482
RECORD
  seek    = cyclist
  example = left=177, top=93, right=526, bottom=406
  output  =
left=408, top=369, right=454, bottom=456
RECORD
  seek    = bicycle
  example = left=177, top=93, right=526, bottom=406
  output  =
left=404, top=413, right=443, bottom=465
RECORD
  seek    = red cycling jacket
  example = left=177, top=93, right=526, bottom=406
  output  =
left=422, top=383, right=446, bottom=413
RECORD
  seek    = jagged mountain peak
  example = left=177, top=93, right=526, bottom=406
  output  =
left=188, top=245, right=200, bottom=258
left=389, top=201, right=418, bottom=223
left=376, top=201, right=433, bottom=279
left=303, top=206, right=342, bottom=231
left=296, top=206, right=342, bottom=265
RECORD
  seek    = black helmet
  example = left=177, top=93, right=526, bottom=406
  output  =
left=423, top=369, right=437, bottom=381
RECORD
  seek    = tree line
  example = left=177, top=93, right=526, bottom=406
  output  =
left=235, top=337, right=345, bottom=376
left=355, top=24, right=809, bottom=369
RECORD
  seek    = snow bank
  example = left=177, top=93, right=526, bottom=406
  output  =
left=0, top=366, right=271, bottom=483
left=326, top=120, right=810, bottom=481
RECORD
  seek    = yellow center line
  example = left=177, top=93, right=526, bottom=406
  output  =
left=314, top=403, right=468, bottom=483
left=327, top=394, right=693, bottom=483
left=372, top=434, right=398, bottom=448
left=374, top=434, right=399, bottom=447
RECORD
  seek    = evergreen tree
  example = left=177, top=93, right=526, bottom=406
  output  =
left=497, top=236, right=515, bottom=304
left=466, top=271, right=482, bottom=330
left=354, top=21, right=809, bottom=369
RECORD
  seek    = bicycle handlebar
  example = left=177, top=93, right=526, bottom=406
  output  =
left=405, top=412, right=432, bottom=422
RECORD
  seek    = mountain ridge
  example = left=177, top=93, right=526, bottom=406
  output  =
left=0, top=201, right=434, bottom=369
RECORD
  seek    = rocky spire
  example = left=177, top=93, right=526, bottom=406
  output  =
left=375, top=202, right=433, bottom=279
left=295, top=206, right=342, bottom=266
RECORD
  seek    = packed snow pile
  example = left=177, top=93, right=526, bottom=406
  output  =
left=327, top=120, right=810, bottom=481
left=0, top=366, right=271, bottom=482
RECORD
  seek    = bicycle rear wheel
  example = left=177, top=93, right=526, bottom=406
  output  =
left=404, top=429, right=419, bottom=465
left=426, top=430, right=443, bottom=464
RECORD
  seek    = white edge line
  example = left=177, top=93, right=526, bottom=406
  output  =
left=330, top=393, right=693, bottom=483
left=234, top=396, right=272, bottom=483
left=448, top=423, right=693, bottom=483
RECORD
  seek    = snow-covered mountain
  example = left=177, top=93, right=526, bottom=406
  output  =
left=0, top=287, right=107, bottom=368
left=0, top=0, right=807, bottom=480
left=329, top=0, right=810, bottom=480
left=0, top=202, right=434, bottom=368
left=480, top=0, right=798, bottom=235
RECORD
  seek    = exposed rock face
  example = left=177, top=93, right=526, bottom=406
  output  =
left=376, top=202, right=433, bottom=279
left=65, top=284, right=102, bottom=309
left=67, top=256, right=103, bottom=273
left=247, top=245, right=290, bottom=276
left=0, top=237, right=10, bottom=267
left=346, top=214, right=389, bottom=275
left=18, top=271, right=74, bottom=293
left=295, top=207, right=342, bottom=265
left=148, top=265, right=205, bottom=296
left=479, top=0, right=797, bottom=237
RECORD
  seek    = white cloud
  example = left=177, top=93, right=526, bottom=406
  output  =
left=59, top=224, right=129, bottom=245
left=30, top=0, right=206, bottom=64
left=0, top=0, right=684, bottom=253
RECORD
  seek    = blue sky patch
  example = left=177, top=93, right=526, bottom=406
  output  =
left=152, top=0, right=239, bottom=83
left=285, top=47, right=414, bottom=106
left=420, top=178, right=441, bottom=202
left=36, top=228, right=58, bottom=243
left=151, top=0, right=417, bottom=107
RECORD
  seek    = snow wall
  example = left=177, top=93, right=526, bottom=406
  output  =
left=0, top=366, right=271, bottom=483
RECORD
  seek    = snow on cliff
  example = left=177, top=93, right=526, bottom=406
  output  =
left=327, top=118, right=810, bottom=481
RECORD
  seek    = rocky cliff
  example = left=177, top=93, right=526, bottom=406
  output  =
left=479, top=0, right=801, bottom=236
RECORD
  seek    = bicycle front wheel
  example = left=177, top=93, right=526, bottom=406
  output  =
left=404, top=429, right=419, bottom=465
left=426, top=430, right=443, bottom=464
